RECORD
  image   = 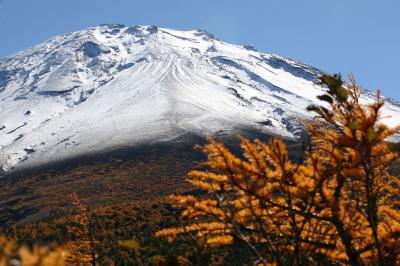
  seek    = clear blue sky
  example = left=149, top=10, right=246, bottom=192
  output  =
left=1, top=0, right=399, bottom=100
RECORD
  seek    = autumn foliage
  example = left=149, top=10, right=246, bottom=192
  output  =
left=0, top=235, right=66, bottom=266
left=156, top=75, right=400, bottom=265
left=66, top=192, right=97, bottom=266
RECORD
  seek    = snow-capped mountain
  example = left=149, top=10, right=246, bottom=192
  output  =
left=1, top=24, right=399, bottom=172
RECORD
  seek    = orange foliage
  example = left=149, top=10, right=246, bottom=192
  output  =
left=0, top=235, right=66, bottom=266
left=156, top=75, right=400, bottom=266
left=66, top=192, right=97, bottom=266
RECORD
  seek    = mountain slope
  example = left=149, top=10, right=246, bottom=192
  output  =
left=1, top=24, right=399, bottom=172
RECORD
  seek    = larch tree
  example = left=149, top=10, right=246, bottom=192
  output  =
left=66, top=192, right=97, bottom=266
left=156, top=74, right=400, bottom=266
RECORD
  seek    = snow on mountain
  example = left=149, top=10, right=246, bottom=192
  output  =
left=0, top=24, right=399, bottom=172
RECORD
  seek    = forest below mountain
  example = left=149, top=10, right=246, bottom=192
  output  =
left=1, top=75, right=400, bottom=265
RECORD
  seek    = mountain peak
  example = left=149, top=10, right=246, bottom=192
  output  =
left=1, top=25, right=399, bottom=172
